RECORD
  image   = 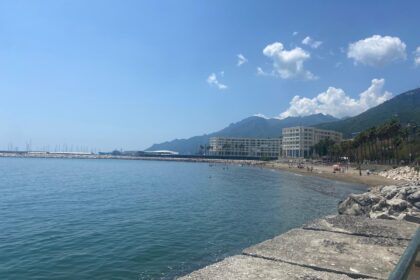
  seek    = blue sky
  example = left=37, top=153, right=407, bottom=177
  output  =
left=0, top=0, right=419, bottom=151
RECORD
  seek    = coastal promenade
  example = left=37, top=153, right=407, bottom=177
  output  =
left=179, top=215, right=419, bottom=280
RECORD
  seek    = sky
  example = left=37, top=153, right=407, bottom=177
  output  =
left=0, top=0, right=419, bottom=151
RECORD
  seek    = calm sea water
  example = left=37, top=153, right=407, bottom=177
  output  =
left=0, top=157, right=365, bottom=279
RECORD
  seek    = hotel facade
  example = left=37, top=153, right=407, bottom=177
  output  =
left=282, top=126, right=342, bottom=158
left=209, top=137, right=282, bottom=158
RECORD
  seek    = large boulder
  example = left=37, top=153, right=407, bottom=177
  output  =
left=338, top=193, right=380, bottom=216
left=407, top=191, right=420, bottom=203
left=386, top=198, right=408, bottom=212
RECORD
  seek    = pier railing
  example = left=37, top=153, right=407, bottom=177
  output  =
left=389, top=227, right=420, bottom=280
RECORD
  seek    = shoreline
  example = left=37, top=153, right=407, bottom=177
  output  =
left=262, top=161, right=401, bottom=188
left=0, top=152, right=401, bottom=188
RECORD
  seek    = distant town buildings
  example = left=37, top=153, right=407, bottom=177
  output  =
left=209, top=137, right=282, bottom=158
left=208, top=127, right=342, bottom=159
left=282, top=126, right=342, bottom=158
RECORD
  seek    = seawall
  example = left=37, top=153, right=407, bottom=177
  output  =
left=178, top=215, right=419, bottom=279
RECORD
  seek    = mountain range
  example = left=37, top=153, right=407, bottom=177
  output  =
left=147, top=87, right=420, bottom=155
left=146, top=114, right=337, bottom=155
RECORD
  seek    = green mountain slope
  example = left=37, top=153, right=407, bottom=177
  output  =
left=314, top=88, right=420, bottom=137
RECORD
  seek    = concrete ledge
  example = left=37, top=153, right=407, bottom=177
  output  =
left=179, top=215, right=419, bottom=279
left=243, top=228, right=407, bottom=279
left=304, top=215, right=418, bottom=240
left=177, top=255, right=364, bottom=280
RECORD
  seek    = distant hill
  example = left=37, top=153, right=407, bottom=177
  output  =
left=314, top=88, right=420, bottom=137
left=147, top=114, right=337, bottom=155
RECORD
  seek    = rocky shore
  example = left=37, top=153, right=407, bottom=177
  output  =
left=379, top=166, right=420, bottom=182
left=338, top=183, right=420, bottom=221
left=338, top=166, right=420, bottom=222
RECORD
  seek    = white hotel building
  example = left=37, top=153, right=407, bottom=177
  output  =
left=282, top=126, right=342, bottom=158
left=209, top=137, right=282, bottom=158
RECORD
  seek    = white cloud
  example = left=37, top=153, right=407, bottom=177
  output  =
left=279, top=78, right=392, bottom=119
left=347, top=35, right=407, bottom=67
left=256, top=67, right=269, bottom=76
left=207, top=73, right=227, bottom=90
left=237, top=54, right=248, bottom=66
left=302, top=36, right=322, bottom=49
left=253, top=113, right=270, bottom=119
left=292, top=31, right=298, bottom=36
left=415, top=46, right=420, bottom=66
left=262, top=42, right=317, bottom=80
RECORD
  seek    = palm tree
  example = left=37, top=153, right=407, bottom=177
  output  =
left=377, top=122, right=390, bottom=163
left=366, top=127, right=377, bottom=160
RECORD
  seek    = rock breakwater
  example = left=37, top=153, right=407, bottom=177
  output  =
left=379, top=166, right=420, bottom=182
left=338, top=183, right=420, bottom=222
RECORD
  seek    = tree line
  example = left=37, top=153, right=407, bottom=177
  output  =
left=311, top=119, right=420, bottom=165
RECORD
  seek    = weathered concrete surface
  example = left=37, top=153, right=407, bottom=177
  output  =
left=178, top=255, right=362, bottom=280
left=304, top=214, right=418, bottom=240
left=180, top=216, right=418, bottom=280
left=243, top=228, right=408, bottom=279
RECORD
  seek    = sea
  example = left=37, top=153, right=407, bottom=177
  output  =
left=0, top=157, right=365, bottom=279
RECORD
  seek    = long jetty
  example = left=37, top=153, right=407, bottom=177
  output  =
left=179, top=215, right=419, bottom=280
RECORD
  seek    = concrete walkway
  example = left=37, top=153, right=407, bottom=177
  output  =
left=179, top=215, right=418, bottom=280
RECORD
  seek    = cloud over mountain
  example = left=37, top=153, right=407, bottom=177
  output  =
left=279, top=78, right=392, bottom=119
left=253, top=113, right=270, bottom=119
left=347, top=35, right=406, bottom=67
left=262, top=42, right=317, bottom=80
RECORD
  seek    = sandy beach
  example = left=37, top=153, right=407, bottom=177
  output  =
left=261, top=161, right=401, bottom=188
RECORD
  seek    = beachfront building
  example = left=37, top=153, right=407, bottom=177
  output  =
left=282, top=126, right=342, bottom=158
left=208, top=137, right=282, bottom=158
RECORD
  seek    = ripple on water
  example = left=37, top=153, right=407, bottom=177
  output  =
left=0, top=158, right=365, bottom=279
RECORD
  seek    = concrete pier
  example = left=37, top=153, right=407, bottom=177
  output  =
left=179, top=215, right=418, bottom=280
